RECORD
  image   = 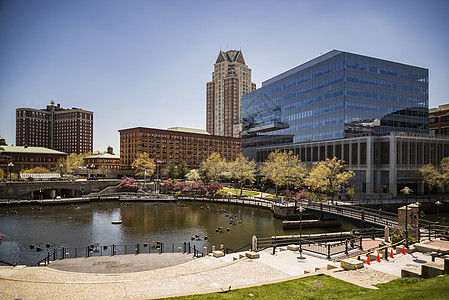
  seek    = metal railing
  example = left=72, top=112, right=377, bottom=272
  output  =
left=254, top=228, right=385, bottom=260
left=35, top=241, right=204, bottom=266
left=226, top=243, right=252, bottom=254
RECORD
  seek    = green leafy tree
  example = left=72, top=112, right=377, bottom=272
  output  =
left=177, top=162, right=189, bottom=180
left=164, top=161, right=179, bottom=179
left=260, top=150, right=306, bottom=197
left=305, top=157, right=354, bottom=204
left=132, top=153, right=155, bottom=177
left=440, top=157, right=449, bottom=187
left=200, top=153, right=225, bottom=183
left=225, top=154, right=256, bottom=197
left=22, top=167, right=51, bottom=174
left=66, top=152, right=92, bottom=173
left=419, top=163, right=442, bottom=198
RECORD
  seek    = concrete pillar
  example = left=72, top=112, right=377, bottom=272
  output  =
left=384, top=226, right=390, bottom=243
left=398, top=203, right=420, bottom=240
left=252, top=235, right=257, bottom=251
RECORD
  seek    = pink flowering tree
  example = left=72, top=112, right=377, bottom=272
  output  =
left=173, top=181, right=187, bottom=194
left=118, top=177, right=138, bottom=192
left=295, top=189, right=309, bottom=203
left=207, top=182, right=223, bottom=198
left=160, top=180, right=174, bottom=193
left=190, top=181, right=207, bottom=196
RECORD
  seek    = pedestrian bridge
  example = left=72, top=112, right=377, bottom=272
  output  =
left=298, top=200, right=398, bottom=228
left=0, top=180, right=120, bottom=199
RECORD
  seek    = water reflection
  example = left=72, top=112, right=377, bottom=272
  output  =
left=0, top=201, right=356, bottom=266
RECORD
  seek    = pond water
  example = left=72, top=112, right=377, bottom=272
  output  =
left=1, top=200, right=358, bottom=266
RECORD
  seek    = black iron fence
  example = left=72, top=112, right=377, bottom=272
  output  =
left=254, top=228, right=385, bottom=260
left=225, top=243, right=252, bottom=254
left=35, top=241, right=204, bottom=266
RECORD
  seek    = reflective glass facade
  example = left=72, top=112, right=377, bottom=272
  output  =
left=242, top=50, right=428, bottom=143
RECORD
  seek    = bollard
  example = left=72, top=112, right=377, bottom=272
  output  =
left=212, top=245, right=216, bottom=252
left=178, top=247, right=182, bottom=253
left=65, top=252, right=69, bottom=259
left=89, top=250, right=93, bottom=257
left=203, top=247, right=207, bottom=256
left=135, top=248, right=138, bottom=255
left=220, top=244, right=224, bottom=251
left=157, top=247, right=161, bottom=254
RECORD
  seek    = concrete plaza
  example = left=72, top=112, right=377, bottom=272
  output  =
left=1, top=241, right=446, bottom=300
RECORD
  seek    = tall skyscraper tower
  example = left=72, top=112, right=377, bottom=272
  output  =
left=206, top=50, right=256, bottom=137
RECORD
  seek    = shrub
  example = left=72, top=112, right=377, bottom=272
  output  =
left=207, top=182, right=223, bottom=198
left=281, top=189, right=295, bottom=199
left=390, top=233, right=418, bottom=246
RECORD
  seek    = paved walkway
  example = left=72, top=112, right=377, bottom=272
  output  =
left=0, top=241, right=446, bottom=300
left=48, top=253, right=195, bottom=274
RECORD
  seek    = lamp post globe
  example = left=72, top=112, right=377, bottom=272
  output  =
left=8, top=162, right=14, bottom=182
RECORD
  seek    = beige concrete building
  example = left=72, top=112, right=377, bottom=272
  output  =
left=206, top=50, right=256, bottom=138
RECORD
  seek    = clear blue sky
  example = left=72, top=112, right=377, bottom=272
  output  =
left=1, top=0, right=448, bottom=152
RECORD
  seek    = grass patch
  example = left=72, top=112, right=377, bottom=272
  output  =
left=164, top=275, right=449, bottom=300
left=222, top=188, right=260, bottom=197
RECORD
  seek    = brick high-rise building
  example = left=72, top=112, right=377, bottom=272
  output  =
left=16, top=100, right=93, bottom=154
left=206, top=50, right=256, bottom=138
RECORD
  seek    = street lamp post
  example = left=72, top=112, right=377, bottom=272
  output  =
left=87, top=164, right=95, bottom=178
left=156, top=160, right=162, bottom=193
left=400, top=187, right=413, bottom=248
left=297, top=206, right=305, bottom=259
left=8, top=162, right=14, bottom=182
left=435, top=201, right=442, bottom=223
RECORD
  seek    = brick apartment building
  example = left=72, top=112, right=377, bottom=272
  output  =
left=16, top=100, right=93, bottom=154
left=119, top=127, right=241, bottom=170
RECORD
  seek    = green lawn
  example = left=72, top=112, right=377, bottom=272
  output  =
left=164, top=275, right=449, bottom=300
left=222, top=188, right=261, bottom=197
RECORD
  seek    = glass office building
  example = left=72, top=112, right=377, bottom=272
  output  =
left=242, top=50, right=429, bottom=144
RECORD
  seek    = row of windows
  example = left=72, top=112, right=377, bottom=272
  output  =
left=429, top=115, right=449, bottom=124
left=345, top=75, right=428, bottom=95
left=345, top=60, right=428, bottom=82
